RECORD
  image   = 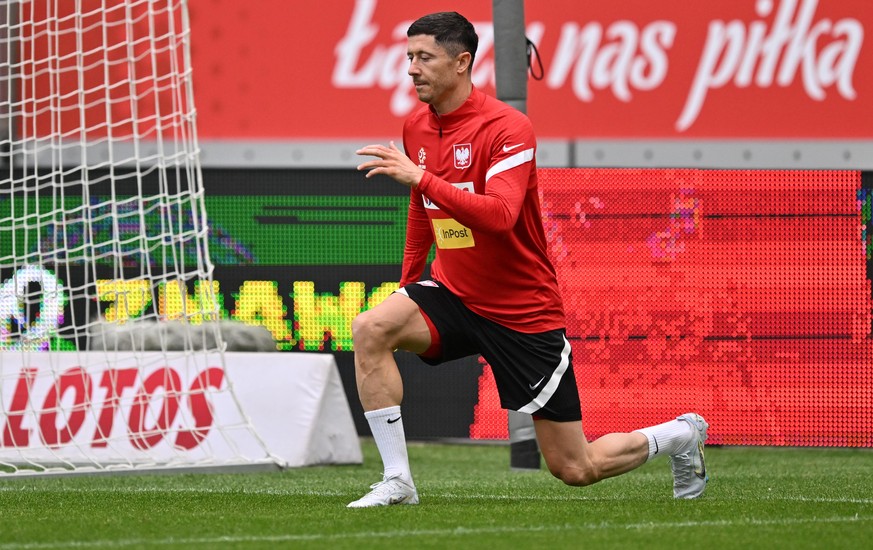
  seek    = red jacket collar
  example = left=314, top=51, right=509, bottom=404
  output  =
left=427, top=85, right=486, bottom=131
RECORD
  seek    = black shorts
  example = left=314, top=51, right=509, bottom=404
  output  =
left=398, top=280, right=582, bottom=422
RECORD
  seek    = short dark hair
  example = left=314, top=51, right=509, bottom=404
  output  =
left=407, top=12, right=478, bottom=70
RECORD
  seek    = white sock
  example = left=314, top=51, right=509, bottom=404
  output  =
left=635, top=417, right=694, bottom=460
left=365, top=405, right=413, bottom=483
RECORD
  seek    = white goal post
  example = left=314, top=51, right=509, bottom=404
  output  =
left=0, top=0, right=361, bottom=475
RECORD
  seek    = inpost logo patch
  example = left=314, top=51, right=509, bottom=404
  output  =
left=432, top=218, right=475, bottom=249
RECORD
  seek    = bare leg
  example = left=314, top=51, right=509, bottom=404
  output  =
left=534, top=418, right=649, bottom=486
left=351, top=292, right=431, bottom=411
left=346, top=292, right=434, bottom=507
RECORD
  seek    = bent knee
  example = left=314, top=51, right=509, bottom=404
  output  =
left=548, top=463, right=600, bottom=487
left=350, top=311, right=373, bottom=341
left=352, top=309, right=387, bottom=339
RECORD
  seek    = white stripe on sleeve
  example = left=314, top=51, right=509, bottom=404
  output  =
left=485, top=148, right=535, bottom=182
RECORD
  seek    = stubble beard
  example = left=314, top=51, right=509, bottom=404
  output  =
left=413, top=82, right=431, bottom=104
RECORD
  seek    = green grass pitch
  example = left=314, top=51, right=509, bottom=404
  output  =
left=1, top=440, right=871, bottom=549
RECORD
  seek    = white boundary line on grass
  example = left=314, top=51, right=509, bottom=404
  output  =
left=439, top=493, right=873, bottom=505
left=2, top=485, right=873, bottom=505
left=0, top=515, right=870, bottom=549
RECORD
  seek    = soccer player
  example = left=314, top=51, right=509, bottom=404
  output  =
left=348, top=11, right=708, bottom=508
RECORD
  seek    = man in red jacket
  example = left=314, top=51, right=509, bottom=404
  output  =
left=348, top=11, right=708, bottom=508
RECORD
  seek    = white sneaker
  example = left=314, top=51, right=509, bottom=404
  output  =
left=670, top=413, right=709, bottom=499
left=347, top=474, right=419, bottom=508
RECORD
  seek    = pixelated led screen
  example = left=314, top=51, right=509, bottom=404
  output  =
left=3, top=168, right=872, bottom=446
left=471, top=168, right=873, bottom=447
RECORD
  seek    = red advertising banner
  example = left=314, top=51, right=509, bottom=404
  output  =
left=182, top=0, right=872, bottom=139
left=16, top=0, right=871, bottom=141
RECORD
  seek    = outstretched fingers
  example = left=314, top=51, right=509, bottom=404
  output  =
left=356, top=143, right=392, bottom=177
left=355, top=141, right=423, bottom=187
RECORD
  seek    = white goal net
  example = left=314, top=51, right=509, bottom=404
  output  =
left=0, top=0, right=281, bottom=475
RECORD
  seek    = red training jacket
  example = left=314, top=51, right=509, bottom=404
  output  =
left=400, top=86, right=566, bottom=333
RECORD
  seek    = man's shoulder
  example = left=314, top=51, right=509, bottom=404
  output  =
left=479, top=91, right=532, bottom=125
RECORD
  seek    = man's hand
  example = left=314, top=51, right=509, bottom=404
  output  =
left=356, top=141, right=424, bottom=188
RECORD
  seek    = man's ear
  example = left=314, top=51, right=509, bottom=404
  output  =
left=456, top=51, right=472, bottom=74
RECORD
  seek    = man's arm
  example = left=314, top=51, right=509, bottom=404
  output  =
left=415, top=158, right=530, bottom=234
left=356, top=141, right=534, bottom=236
